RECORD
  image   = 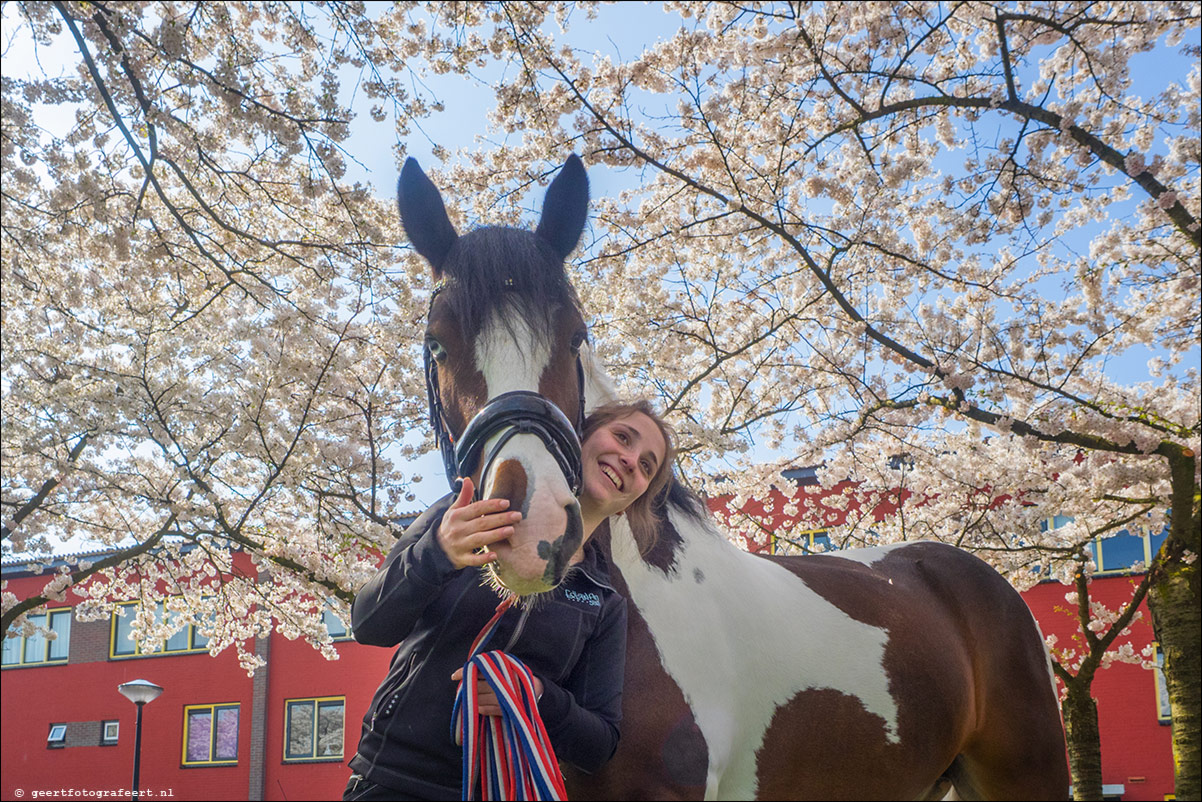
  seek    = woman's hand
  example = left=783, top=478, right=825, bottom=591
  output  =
left=451, top=668, right=545, bottom=716
left=437, top=477, right=522, bottom=570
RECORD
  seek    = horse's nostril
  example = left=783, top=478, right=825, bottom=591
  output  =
left=487, top=459, right=529, bottom=515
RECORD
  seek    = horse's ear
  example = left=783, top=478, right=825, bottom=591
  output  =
left=535, top=154, right=589, bottom=260
left=397, top=157, right=459, bottom=272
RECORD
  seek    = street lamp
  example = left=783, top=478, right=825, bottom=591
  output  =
left=118, top=680, right=163, bottom=801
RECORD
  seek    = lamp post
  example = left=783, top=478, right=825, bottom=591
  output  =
left=118, top=680, right=163, bottom=801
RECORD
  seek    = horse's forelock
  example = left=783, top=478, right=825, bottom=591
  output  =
left=440, top=226, right=580, bottom=343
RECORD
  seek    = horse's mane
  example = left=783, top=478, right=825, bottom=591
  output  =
left=663, top=476, right=709, bottom=523
left=440, top=226, right=581, bottom=344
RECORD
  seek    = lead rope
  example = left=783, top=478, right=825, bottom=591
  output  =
left=452, top=596, right=568, bottom=801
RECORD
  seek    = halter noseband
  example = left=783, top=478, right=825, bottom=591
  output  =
left=454, top=390, right=583, bottom=498
left=424, top=279, right=586, bottom=498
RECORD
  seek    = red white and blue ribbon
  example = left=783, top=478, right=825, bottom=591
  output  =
left=452, top=596, right=567, bottom=801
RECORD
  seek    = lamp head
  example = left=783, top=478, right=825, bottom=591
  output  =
left=118, top=679, right=164, bottom=706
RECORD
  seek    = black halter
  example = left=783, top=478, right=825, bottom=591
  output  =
left=423, top=280, right=586, bottom=499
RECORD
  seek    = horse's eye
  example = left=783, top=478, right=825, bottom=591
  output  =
left=426, top=337, right=448, bottom=363
left=570, top=330, right=587, bottom=354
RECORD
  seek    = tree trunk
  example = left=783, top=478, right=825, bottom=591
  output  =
left=1063, top=680, right=1104, bottom=801
left=1148, top=550, right=1201, bottom=800
left=1147, top=448, right=1201, bottom=800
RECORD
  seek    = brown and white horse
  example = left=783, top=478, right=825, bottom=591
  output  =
left=574, top=501, right=1071, bottom=799
left=399, top=156, right=1070, bottom=799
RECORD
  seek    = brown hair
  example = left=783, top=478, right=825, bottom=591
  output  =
left=581, top=399, right=676, bottom=543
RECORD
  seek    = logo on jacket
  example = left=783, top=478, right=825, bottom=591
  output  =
left=563, top=588, right=601, bottom=607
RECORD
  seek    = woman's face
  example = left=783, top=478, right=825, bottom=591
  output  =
left=579, top=411, right=667, bottom=520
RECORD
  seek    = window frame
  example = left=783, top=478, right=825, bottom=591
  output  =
left=1041, top=516, right=1166, bottom=577
left=110, top=600, right=211, bottom=659
left=101, top=719, right=120, bottom=746
left=2, top=608, right=72, bottom=668
left=181, top=703, right=240, bottom=767
left=47, top=723, right=67, bottom=748
left=1152, top=644, right=1171, bottom=724
left=1093, top=530, right=1151, bottom=575
left=322, top=608, right=353, bottom=642
left=282, top=696, right=346, bottom=763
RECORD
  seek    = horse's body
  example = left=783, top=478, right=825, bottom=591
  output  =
left=564, top=494, right=1069, bottom=800
left=398, top=156, right=1070, bottom=800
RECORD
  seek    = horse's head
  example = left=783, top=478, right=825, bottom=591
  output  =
left=399, top=155, right=591, bottom=595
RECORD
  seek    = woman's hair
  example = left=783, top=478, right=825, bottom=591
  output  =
left=581, top=399, right=677, bottom=543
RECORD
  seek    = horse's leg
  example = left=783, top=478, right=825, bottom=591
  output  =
left=952, top=615, right=1070, bottom=799
left=912, top=547, right=1070, bottom=801
left=948, top=718, right=1069, bottom=800
left=941, top=758, right=983, bottom=800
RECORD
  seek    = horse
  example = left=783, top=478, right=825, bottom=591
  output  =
left=398, top=156, right=1070, bottom=800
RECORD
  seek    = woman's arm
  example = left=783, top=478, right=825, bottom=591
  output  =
left=352, top=478, right=522, bottom=646
left=350, top=494, right=458, bottom=646
left=536, top=595, right=628, bottom=773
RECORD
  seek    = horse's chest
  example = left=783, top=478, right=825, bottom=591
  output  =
left=611, top=517, right=901, bottom=799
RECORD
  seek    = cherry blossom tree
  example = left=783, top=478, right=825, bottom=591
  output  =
left=378, top=1, right=1199, bottom=794
left=4, top=1, right=1198, bottom=795
left=1, top=1, right=437, bottom=672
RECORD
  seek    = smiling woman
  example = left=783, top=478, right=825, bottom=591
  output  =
left=345, top=398, right=675, bottom=800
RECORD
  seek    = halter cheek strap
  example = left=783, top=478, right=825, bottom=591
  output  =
left=424, top=338, right=465, bottom=493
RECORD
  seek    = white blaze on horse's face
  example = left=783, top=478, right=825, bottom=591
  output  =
left=475, top=313, right=582, bottom=595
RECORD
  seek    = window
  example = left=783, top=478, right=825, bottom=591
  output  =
left=48, top=724, right=67, bottom=748
left=1040, top=514, right=1074, bottom=532
left=111, top=601, right=210, bottom=658
left=771, top=529, right=834, bottom=555
left=284, top=697, right=345, bottom=762
left=2, top=609, right=71, bottom=667
left=323, top=609, right=352, bottom=641
left=805, top=532, right=833, bottom=554
left=1095, top=530, right=1146, bottom=574
left=1042, top=516, right=1168, bottom=576
left=101, top=720, right=119, bottom=745
left=182, top=704, right=239, bottom=766
left=1152, top=644, right=1171, bottom=723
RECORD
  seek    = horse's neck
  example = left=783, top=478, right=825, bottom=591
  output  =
left=608, top=500, right=743, bottom=593
left=608, top=497, right=903, bottom=776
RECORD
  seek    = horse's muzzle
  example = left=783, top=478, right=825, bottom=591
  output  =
left=484, top=458, right=582, bottom=595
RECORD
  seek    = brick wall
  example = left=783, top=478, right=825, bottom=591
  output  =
left=70, top=617, right=112, bottom=664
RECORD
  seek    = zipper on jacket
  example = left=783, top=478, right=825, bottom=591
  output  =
left=502, top=603, right=532, bottom=651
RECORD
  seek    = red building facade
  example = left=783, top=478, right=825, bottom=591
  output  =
left=2, top=482, right=1175, bottom=801
left=1, top=550, right=392, bottom=802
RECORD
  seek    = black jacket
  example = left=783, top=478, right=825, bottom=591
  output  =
left=348, top=494, right=627, bottom=799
